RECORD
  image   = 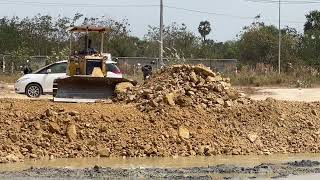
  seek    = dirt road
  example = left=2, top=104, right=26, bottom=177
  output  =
left=250, top=88, right=320, bottom=102
left=3, top=82, right=320, bottom=102
left=0, top=83, right=51, bottom=100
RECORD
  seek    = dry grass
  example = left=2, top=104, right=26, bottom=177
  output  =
left=0, top=74, right=20, bottom=83
left=226, top=64, right=320, bottom=88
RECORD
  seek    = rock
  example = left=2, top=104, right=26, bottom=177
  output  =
left=30, top=154, right=38, bottom=159
left=178, top=126, right=190, bottom=139
left=115, top=82, right=133, bottom=94
left=307, top=121, right=314, bottom=127
left=224, top=101, right=233, bottom=107
left=193, top=65, right=216, bottom=77
left=312, top=109, right=318, bottom=116
left=34, top=121, right=41, bottom=130
left=164, top=93, right=175, bottom=106
left=99, top=148, right=111, bottom=157
left=9, top=134, right=19, bottom=142
left=49, top=155, right=55, bottom=160
left=5, top=154, right=19, bottom=162
left=25, top=145, right=33, bottom=152
left=214, top=85, right=223, bottom=92
left=221, top=82, right=231, bottom=90
left=150, top=100, right=159, bottom=107
left=227, top=91, right=239, bottom=100
left=187, top=91, right=195, bottom=96
left=206, top=76, right=222, bottom=82
left=204, top=146, right=214, bottom=156
left=176, top=96, right=193, bottom=107
left=189, top=71, right=198, bottom=83
left=198, top=77, right=206, bottom=85
left=99, top=125, right=108, bottom=132
left=247, top=133, right=258, bottom=143
left=68, top=111, right=79, bottom=116
left=172, top=64, right=183, bottom=71
left=49, top=122, right=60, bottom=133
left=216, top=98, right=225, bottom=105
left=67, top=123, right=77, bottom=141
left=238, top=98, right=250, bottom=105
left=128, top=95, right=136, bottom=101
left=142, top=89, right=153, bottom=95
left=223, top=78, right=231, bottom=83
left=206, top=76, right=215, bottom=82
left=45, top=109, right=54, bottom=117
left=184, top=84, right=192, bottom=91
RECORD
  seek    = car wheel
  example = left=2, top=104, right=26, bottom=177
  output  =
left=26, top=84, right=42, bottom=98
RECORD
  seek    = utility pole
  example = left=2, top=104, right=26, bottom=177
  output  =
left=2, top=56, right=5, bottom=73
left=159, top=0, right=164, bottom=68
left=278, top=0, right=281, bottom=74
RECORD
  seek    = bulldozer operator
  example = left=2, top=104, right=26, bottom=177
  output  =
left=79, top=39, right=98, bottom=55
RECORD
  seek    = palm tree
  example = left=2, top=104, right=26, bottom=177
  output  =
left=198, top=21, right=211, bottom=42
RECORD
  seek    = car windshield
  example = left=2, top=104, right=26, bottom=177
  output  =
left=107, top=63, right=121, bottom=74
left=35, top=62, right=67, bottom=74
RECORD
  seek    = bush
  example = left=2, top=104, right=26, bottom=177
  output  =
left=227, top=63, right=320, bottom=87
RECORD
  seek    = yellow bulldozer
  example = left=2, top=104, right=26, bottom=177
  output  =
left=53, top=26, right=135, bottom=102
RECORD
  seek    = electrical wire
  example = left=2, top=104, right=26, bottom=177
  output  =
left=0, top=0, right=158, bottom=7
left=244, top=0, right=320, bottom=4
left=0, top=0, right=306, bottom=24
left=164, top=5, right=305, bottom=24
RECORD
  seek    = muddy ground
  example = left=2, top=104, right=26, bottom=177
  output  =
left=0, top=160, right=320, bottom=179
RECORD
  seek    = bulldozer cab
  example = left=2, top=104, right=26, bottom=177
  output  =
left=67, top=26, right=109, bottom=77
left=53, top=25, right=135, bottom=102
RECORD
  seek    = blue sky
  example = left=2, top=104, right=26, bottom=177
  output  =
left=0, top=0, right=318, bottom=41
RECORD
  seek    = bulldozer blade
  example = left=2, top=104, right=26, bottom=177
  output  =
left=53, top=76, right=130, bottom=103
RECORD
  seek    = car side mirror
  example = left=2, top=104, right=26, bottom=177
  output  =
left=46, top=69, right=52, bottom=74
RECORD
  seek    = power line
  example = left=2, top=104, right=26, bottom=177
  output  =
left=164, top=5, right=304, bottom=24
left=245, top=0, right=320, bottom=4
left=165, top=5, right=254, bottom=20
left=0, top=0, right=306, bottom=24
left=0, top=0, right=158, bottom=7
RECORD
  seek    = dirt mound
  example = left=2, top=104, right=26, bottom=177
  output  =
left=116, top=65, right=250, bottom=111
left=1, top=98, right=320, bottom=163
left=0, top=65, right=319, bottom=163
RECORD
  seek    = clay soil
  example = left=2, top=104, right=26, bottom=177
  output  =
left=1, top=98, right=320, bottom=163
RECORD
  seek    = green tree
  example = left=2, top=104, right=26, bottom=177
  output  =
left=304, top=10, right=320, bottom=32
left=298, top=10, right=320, bottom=67
left=238, top=19, right=300, bottom=67
left=146, top=22, right=201, bottom=59
left=198, top=21, right=211, bottom=42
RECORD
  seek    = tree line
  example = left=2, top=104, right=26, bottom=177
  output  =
left=1, top=11, right=320, bottom=69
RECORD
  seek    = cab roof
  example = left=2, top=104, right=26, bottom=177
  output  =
left=67, top=26, right=109, bottom=33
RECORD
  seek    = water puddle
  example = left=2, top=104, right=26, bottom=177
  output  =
left=1, top=153, right=320, bottom=172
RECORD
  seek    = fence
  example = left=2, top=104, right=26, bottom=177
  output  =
left=115, top=57, right=237, bottom=76
left=0, top=54, right=47, bottom=74
left=0, top=55, right=237, bottom=75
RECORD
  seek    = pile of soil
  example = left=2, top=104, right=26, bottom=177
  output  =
left=1, top=65, right=320, bottom=163
left=116, top=64, right=251, bottom=111
left=1, top=98, right=320, bottom=163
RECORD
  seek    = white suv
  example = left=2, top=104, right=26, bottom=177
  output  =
left=15, top=60, right=122, bottom=98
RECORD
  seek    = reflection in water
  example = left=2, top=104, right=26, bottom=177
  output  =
left=1, top=153, right=320, bottom=172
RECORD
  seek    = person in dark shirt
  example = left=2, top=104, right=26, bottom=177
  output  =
left=23, top=60, right=32, bottom=74
left=141, top=65, right=153, bottom=80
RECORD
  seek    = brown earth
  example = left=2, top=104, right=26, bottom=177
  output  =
left=1, top=98, right=320, bottom=163
left=116, top=64, right=249, bottom=112
left=1, top=65, right=320, bottom=163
